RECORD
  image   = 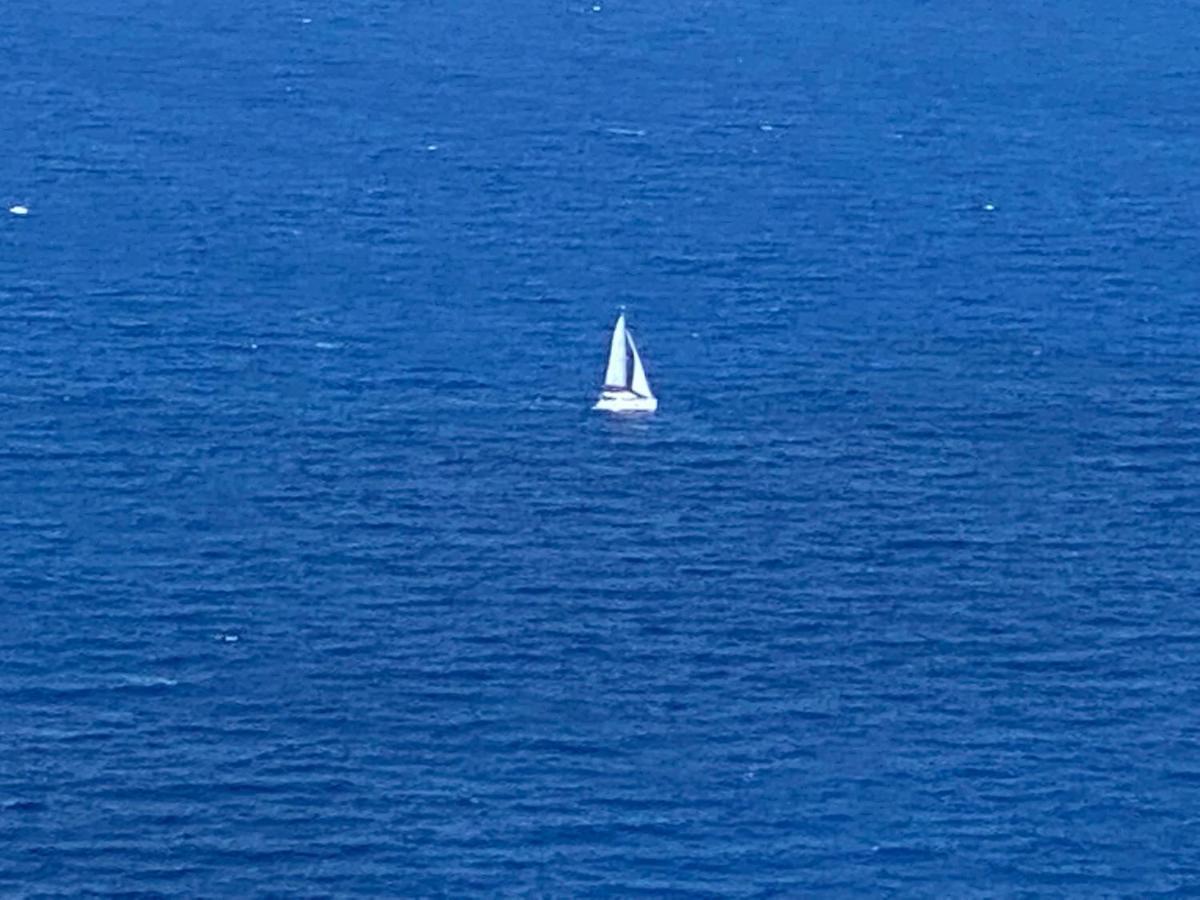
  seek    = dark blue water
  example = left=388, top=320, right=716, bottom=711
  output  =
left=4, top=1, right=1200, bottom=894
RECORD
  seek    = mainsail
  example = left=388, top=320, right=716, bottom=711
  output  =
left=603, top=312, right=627, bottom=387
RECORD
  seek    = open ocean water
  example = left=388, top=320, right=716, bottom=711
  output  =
left=3, top=0, right=1200, bottom=895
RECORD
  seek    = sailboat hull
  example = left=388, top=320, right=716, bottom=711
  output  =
left=593, top=390, right=658, bottom=413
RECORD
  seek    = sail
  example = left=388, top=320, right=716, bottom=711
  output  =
left=627, top=332, right=653, bottom=398
left=603, top=313, right=627, bottom=387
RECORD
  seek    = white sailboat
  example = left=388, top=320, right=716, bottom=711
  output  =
left=593, top=310, right=658, bottom=413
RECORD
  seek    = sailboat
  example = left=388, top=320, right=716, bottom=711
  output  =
left=593, top=310, right=658, bottom=413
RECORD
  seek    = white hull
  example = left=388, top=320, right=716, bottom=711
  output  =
left=593, top=389, right=658, bottom=413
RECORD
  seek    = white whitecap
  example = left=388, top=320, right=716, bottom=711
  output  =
left=119, top=675, right=178, bottom=687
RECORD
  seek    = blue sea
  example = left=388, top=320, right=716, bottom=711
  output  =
left=4, top=1, right=1200, bottom=894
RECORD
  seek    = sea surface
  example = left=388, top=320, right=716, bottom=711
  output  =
left=3, top=1, right=1200, bottom=895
